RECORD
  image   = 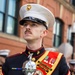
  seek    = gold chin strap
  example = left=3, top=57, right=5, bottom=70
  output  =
left=0, top=66, right=3, bottom=75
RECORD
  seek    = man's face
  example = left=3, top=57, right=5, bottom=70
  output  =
left=0, top=57, right=5, bottom=65
left=22, top=21, right=47, bottom=41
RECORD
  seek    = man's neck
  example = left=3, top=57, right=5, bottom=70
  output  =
left=26, top=40, right=42, bottom=50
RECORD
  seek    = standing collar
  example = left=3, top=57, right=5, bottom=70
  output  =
left=25, top=46, right=45, bottom=58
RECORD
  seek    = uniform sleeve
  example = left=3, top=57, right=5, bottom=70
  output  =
left=2, top=59, right=9, bottom=75
left=59, top=56, right=71, bottom=75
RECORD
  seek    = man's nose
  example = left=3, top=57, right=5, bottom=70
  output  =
left=26, top=25, right=31, bottom=28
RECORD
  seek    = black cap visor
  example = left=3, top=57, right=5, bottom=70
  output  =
left=0, top=55, right=7, bottom=58
left=19, top=17, right=48, bottom=29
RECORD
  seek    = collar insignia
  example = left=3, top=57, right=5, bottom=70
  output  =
left=28, top=51, right=30, bottom=54
left=37, top=51, right=40, bottom=55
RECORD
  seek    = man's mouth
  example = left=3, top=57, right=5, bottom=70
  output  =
left=25, top=31, right=32, bottom=34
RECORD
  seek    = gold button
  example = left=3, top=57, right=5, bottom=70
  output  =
left=32, top=58, right=35, bottom=61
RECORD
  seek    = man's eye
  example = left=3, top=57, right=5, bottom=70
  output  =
left=24, top=23, right=28, bottom=26
left=31, top=24, right=37, bottom=26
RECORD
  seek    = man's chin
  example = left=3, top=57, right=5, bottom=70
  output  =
left=24, top=38, right=33, bottom=41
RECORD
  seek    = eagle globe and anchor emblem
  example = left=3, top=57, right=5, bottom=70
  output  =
left=22, top=53, right=43, bottom=75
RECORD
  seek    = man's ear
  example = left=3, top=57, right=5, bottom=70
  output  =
left=41, top=30, right=48, bottom=38
left=44, top=30, right=48, bottom=36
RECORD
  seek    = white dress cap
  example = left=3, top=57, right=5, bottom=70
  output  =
left=0, top=49, right=10, bottom=57
left=19, top=4, right=55, bottom=29
left=69, top=59, right=75, bottom=65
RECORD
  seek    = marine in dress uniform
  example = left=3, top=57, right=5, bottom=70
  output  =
left=0, top=50, right=10, bottom=75
left=2, top=4, right=70, bottom=75
left=69, top=59, right=75, bottom=75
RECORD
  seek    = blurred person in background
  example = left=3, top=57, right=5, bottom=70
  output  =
left=0, top=50, right=10, bottom=75
left=58, top=43, right=73, bottom=67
